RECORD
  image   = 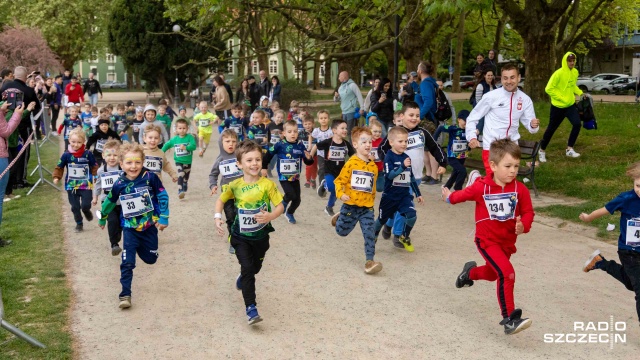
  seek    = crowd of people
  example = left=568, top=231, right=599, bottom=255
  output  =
left=0, top=50, right=638, bottom=338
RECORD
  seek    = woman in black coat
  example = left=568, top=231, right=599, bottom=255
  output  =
left=370, top=78, right=394, bottom=137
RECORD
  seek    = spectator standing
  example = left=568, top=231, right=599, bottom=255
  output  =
left=486, top=50, right=498, bottom=75
left=236, top=78, right=251, bottom=107
left=363, top=78, right=379, bottom=113
left=65, top=76, right=84, bottom=104
left=258, top=70, right=272, bottom=98
left=334, top=71, right=365, bottom=136
left=0, top=69, right=13, bottom=88
left=472, top=69, right=497, bottom=107
left=212, top=75, right=232, bottom=120
left=370, top=78, right=394, bottom=137
left=474, top=53, right=487, bottom=74
left=83, top=73, right=103, bottom=106
left=415, top=61, right=437, bottom=127
left=269, top=76, right=281, bottom=103
left=50, top=75, right=63, bottom=133
left=248, top=76, right=260, bottom=111
left=400, top=73, right=417, bottom=104
left=220, top=74, right=234, bottom=104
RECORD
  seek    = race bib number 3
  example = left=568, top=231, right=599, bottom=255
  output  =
left=407, top=131, right=424, bottom=150
left=483, top=192, right=517, bottom=221
left=68, top=164, right=89, bottom=180
left=238, top=204, right=268, bottom=233
left=626, top=219, right=640, bottom=247
left=350, top=170, right=374, bottom=193
left=101, top=170, right=122, bottom=191
left=119, top=189, right=154, bottom=219
left=219, top=158, right=242, bottom=179
left=392, top=170, right=411, bottom=187
left=279, top=158, right=300, bottom=176
left=144, top=156, right=163, bottom=173
left=328, top=146, right=346, bottom=161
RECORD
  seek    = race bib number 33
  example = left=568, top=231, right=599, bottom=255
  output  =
left=119, top=189, right=154, bottom=219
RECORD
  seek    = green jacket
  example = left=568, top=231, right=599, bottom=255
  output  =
left=545, top=52, right=583, bottom=108
left=161, top=134, right=197, bottom=164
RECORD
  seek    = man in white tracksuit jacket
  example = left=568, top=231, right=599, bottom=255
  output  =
left=465, top=63, right=540, bottom=178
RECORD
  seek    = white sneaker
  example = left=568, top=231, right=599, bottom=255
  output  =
left=538, top=150, right=547, bottom=163
left=465, top=170, right=481, bottom=188
left=566, top=148, right=581, bottom=158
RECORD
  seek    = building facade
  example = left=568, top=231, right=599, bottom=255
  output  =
left=583, top=31, right=640, bottom=78
left=73, top=53, right=127, bottom=84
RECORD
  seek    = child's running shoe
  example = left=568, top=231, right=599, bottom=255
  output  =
left=229, top=245, right=236, bottom=254
left=583, top=249, right=604, bottom=272
left=381, top=224, right=392, bottom=240
left=83, top=209, right=93, bottom=221
left=304, top=181, right=311, bottom=188
left=317, top=179, right=327, bottom=197
left=538, top=150, right=547, bottom=163
left=178, top=190, right=185, bottom=199
left=392, top=235, right=404, bottom=248
left=500, top=309, right=532, bottom=335
left=364, top=260, right=383, bottom=274
left=324, top=206, right=334, bottom=216
left=455, top=261, right=476, bottom=288
left=74, top=223, right=83, bottom=233
left=236, top=273, right=242, bottom=290
left=398, top=235, right=414, bottom=252
left=566, top=148, right=580, bottom=158
left=111, top=244, right=122, bottom=256
left=285, top=213, right=296, bottom=224
left=119, top=296, right=131, bottom=309
left=311, top=179, right=316, bottom=189
left=331, top=213, right=339, bottom=227
left=466, top=170, right=481, bottom=188
left=246, top=304, right=262, bottom=325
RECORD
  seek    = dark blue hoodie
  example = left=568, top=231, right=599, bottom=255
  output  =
left=416, top=76, right=437, bottom=121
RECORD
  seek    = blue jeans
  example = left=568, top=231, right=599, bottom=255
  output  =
left=324, top=173, right=337, bottom=208
left=0, top=158, right=8, bottom=228
left=342, top=112, right=356, bottom=138
left=120, top=226, right=159, bottom=297
left=386, top=178, right=421, bottom=236
left=89, top=93, right=99, bottom=106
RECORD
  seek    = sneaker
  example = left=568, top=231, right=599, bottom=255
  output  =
left=566, top=148, right=581, bottom=158
left=538, top=150, right=547, bottom=163
left=466, top=170, right=481, bottom=188
left=285, top=213, right=297, bottom=224
left=398, top=235, right=415, bottom=252
left=111, top=244, right=122, bottom=256
left=235, top=273, right=242, bottom=291
left=583, top=249, right=604, bottom=272
left=324, top=206, right=334, bottom=216
left=282, top=201, right=289, bottom=214
left=500, top=309, right=532, bottom=335
left=381, top=224, right=392, bottom=240
left=229, top=245, right=236, bottom=254
left=364, top=260, right=383, bottom=274
left=74, top=223, right=83, bottom=233
left=455, top=261, right=477, bottom=288
left=331, top=213, right=339, bottom=227
left=425, top=179, right=440, bottom=185
left=317, top=179, right=327, bottom=197
left=246, top=304, right=262, bottom=325
left=83, top=209, right=94, bottom=222
left=0, top=239, right=12, bottom=247
left=119, top=296, right=132, bottom=309
left=304, top=182, right=310, bottom=188
left=421, top=175, right=434, bottom=183
left=392, top=235, right=404, bottom=249
left=311, top=179, right=317, bottom=189
left=178, top=190, right=185, bottom=199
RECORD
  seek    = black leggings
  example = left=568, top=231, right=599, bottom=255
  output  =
left=600, top=250, right=640, bottom=323
left=540, top=104, right=581, bottom=150
left=67, top=189, right=92, bottom=224
left=444, top=157, right=467, bottom=190
left=280, top=180, right=301, bottom=215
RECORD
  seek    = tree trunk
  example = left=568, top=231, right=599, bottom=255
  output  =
left=400, top=0, right=425, bottom=73
left=522, top=34, right=556, bottom=102
left=492, top=13, right=508, bottom=60
left=301, top=54, right=308, bottom=85
left=453, top=12, right=466, bottom=93
left=157, top=74, right=173, bottom=102
left=126, top=71, right=134, bottom=90
left=324, top=59, right=332, bottom=89
left=313, top=55, right=320, bottom=90
left=135, top=73, right=142, bottom=90
left=237, top=26, right=247, bottom=78
left=279, top=35, right=288, bottom=80
left=383, top=44, right=395, bottom=81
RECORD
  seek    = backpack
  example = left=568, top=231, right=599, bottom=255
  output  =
left=576, top=97, right=597, bottom=130
left=434, top=88, right=452, bottom=122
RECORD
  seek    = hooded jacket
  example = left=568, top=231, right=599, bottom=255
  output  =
left=415, top=76, right=437, bottom=120
left=337, top=78, right=364, bottom=115
left=545, top=52, right=583, bottom=108
left=448, top=175, right=534, bottom=248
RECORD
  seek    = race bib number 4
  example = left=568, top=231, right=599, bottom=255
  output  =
left=119, top=189, right=154, bottom=219
left=407, top=131, right=424, bottom=150
left=174, top=144, right=190, bottom=157
left=392, top=170, right=411, bottom=187
left=279, top=158, right=299, bottom=176
left=68, top=164, right=89, bottom=180
left=483, top=192, right=517, bottom=221
left=101, top=170, right=122, bottom=191
left=626, top=219, right=640, bottom=247
left=328, top=146, right=346, bottom=161
left=219, top=158, right=242, bottom=179
left=238, top=204, right=268, bottom=233
left=350, top=170, right=374, bottom=193
left=144, top=156, right=163, bottom=173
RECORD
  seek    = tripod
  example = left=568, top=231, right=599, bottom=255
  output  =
left=27, top=108, right=60, bottom=196
left=0, top=288, right=46, bottom=348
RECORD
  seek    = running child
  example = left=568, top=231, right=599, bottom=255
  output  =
left=223, top=103, right=249, bottom=141
left=86, top=116, right=121, bottom=166
left=266, top=109, right=285, bottom=175
left=92, top=139, right=124, bottom=255
left=140, top=105, right=170, bottom=146
left=301, top=114, right=317, bottom=189
left=256, top=96, right=273, bottom=119
left=113, top=104, right=130, bottom=140
left=287, top=100, right=299, bottom=121
left=312, top=119, right=355, bottom=216
left=53, top=128, right=99, bottom=233
left=156, top=104, right=172, bottom=136
left=311, top=110, right=333, bottom=185
left=433, top=110, right=470, bottom=191
left=247, top=109, right=270, bottom=154
left=89, top=106, right=99, bottom=133
left=194, top=101, right=218, bottom=157
left=579, top=161, right=640, bottom=325
left=441, top=139, right=534, bottom=335
left=262, top=120, right=314, bottom=224
left=214, top=140, right=284, bottom=325
left=142, top=124, right=178, bottom=183
left=58, top=104, right=83, bottom=148
left=98, top=142, right=170, bottom=309
left=330, top=126, right=381, bottom=274
left=131, top=106, right=145, bottom=143
left=80, top=102, right=92, bottom=136
left=172, top=105, right=197, bottom=139
left=162, top=119, right=197, bottom=199
left=369, top=120, right=384, bottom=192
left=210, top=129, right=244, bottom=254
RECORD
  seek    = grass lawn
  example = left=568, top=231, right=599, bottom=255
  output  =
left=0, top=137, right=72, bottom=359
left=452, top=99, right=640, bottom=239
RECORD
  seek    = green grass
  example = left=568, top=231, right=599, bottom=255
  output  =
left=0, top=138, right=72, bottom=359
left=453, top=99, right=640, bottom=239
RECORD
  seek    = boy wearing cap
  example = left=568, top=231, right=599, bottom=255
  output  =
left=139, top=104, right=169, bottom=146
left=86, top=116, right=121, bottom=166
left=434, top=110, right=471, bottom=191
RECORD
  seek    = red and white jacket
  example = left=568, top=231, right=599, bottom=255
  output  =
left=465, top=87, right=538, bottom=150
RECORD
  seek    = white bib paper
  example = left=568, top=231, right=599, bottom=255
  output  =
left=133, top=124, right=141, bottom=132
left=279, top=158, right=299, bottom=176
left=68, top=164, right=89, bottom=180
left=95, top=139, right=105, bottom=152
left=230, top=124, right=242, bottom=134
left=174, top=144, right=189, bottom=157
left=370, top=147, right=380, bottom=161
left=144, top=156, right=163, bottom=173
left=238, top=204, right=268, bottom=233
left=328, top=146, right=346, bottom=161
left=120, top=189, right=154, bottom=219
left=219, top=158, right=242, bottom=179
left=626, top=219, right=640, bottom=247
left=101, top=170, right=121, bottom=191
left=483, top=192, right=517, bottom=221
left=452, top=139, right=467, bottom=153
left=392, top=170, right=411, bottom=187
left=350, top=170, right=374, bottom=193
left=407, top=131, right=424, bottom=150
left=117, top=122, right=126, bottom=132
left=270, top=136, right=279, bottom=145
left=199, top=119, right=210, bottom=127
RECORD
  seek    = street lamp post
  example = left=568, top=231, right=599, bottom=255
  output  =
left=172, top=24, right=181, bottom=108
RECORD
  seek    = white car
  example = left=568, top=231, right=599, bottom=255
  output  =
left=443, top=75, right=474, bottom=90
left=577, top=73, right=628, bottom=92
left=592, top=77, right=636, bottom=94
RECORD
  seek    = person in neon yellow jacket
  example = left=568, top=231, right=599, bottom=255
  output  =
left=538, top=52, right=589, bottom=162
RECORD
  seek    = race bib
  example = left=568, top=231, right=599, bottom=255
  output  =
left=120, top=189, right=154, bottom=219
left=370, top=147, right=380, bottom=161
left=270, top=136, right=280, bottom=145
left=174, top=144, right=189, bottom=157
left=100, top=170, right=121, bottom=191
left=392, top=170, right=411, bottom=187
left=407, top=131, right=424, bottom=150
left=95, top=139, right=105, bottom=152
left=117, top=122, right=126, bottom=132
left=144, top=156, right=162, bottom=173
left=452, top=140, right=467, bottom=153
left=279, top=158, right=299, bottom=176
left=133, top=124, right=141, bottom=132
left=350, top=170, right=374, bottom=193
left=238, top=203, right=268, bottom=233
left=483, top=192, right=517, bottom=221
left=328, top=146, right=346, bottom=161
left=65, top=125, right=74, bottom=138
left=199, top=119, right=210, bottom=127
left=626, top=219, right=640, bottom=247
left=68, top=164, right=89, bottom=180
left=219, top=158, right=242, bottom=179
left=302, top=140, right=309, bottom=149
left=255, top=134, right=266, bottom=143
left=231, top=124, right=242, bottom=135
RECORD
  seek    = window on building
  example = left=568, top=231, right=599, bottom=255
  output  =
left=89, top=52, right=98, bottom=63
left=106, top=53, right=116, bottom=63
left=227, top=39, right=234, bottom=54
left=107, top=73, right=116, bottom=82
left=269, top=59, right=278, bottom=74
left=252, top=60, right=259, bottom=74
left=227, top=60, right=235, bottom=75
left=270, top=42, right=278, bottom=51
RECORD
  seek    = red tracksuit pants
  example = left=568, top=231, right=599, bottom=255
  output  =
left=305, top=155, right=318, bottom=183
left=469, top=237, right=516, bottom=318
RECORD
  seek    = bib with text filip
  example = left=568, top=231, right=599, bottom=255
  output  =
left=483, top=192, right=517, bottom=221
left=120, top=189, right=154, bottom=219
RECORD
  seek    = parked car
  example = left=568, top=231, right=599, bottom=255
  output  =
left=613, top=80, right=638, bottom=95
left=593, top=77, right=636, bottom=94
left=577, top=73, right=628, bottom=92
left=443, top=75, right=474, bottom=90
left=103, top=81, right=127, bottom=89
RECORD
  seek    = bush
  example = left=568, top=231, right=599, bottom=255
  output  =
left=279, top=79, right=312, bottom=108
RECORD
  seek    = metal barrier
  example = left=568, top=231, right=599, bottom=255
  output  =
left=0, top=288, right=46, bottom=348
left=27, top=106, right=60, bottom=196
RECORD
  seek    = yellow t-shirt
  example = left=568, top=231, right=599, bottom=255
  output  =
left=335, top=155, right=378, bottom=208
left=194, top=112, right=218, bottom=132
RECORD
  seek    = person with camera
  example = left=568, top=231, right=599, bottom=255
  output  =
left=370, top=78, right=394, bottom=137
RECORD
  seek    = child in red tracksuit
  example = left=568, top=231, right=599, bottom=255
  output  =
left=441, top=138, right=535, bottom=336
left=369, top=120, right=384, bottom=192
